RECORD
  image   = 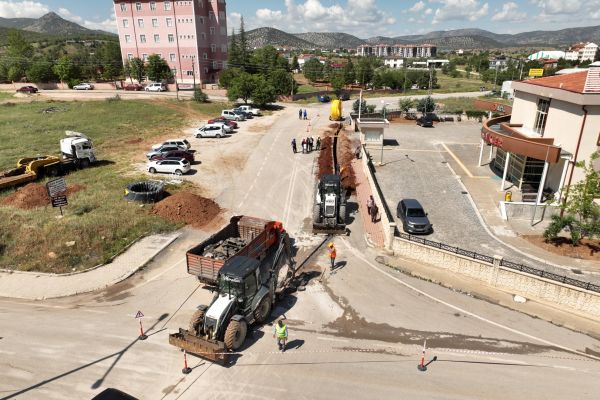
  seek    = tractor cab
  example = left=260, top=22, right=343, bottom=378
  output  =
left=218, top=256, right=261, bottom=306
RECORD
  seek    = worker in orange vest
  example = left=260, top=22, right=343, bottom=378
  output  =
left=328, top=242, right=337, bottom=270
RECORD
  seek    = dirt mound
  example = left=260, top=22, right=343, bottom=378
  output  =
left=152, top=192, right=220, bottom=228
left=1, top=183, right=85, bottom=209
left=337, top=129, right=358, bottom=191
left=317, top=136, right=334, bottom=179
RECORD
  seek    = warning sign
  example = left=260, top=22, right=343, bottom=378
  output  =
left=529, top=68, right=544, bottom=77
left=135, top=310, right=144, bottom=319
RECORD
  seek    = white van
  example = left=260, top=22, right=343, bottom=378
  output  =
left=145, top=83, right=167, bottom=92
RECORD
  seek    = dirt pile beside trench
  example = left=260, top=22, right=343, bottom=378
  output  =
left=152, top=191, right=220, bottom=228
left=337, top=128, right=358, bottom=192
left=1, top=183, right=85, bottom=209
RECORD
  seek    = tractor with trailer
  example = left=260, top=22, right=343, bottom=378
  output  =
left=0, top=131, right=96, bottom=190
left=313, top=174, right=347, bottom=232
left=169, top=216, right=296, bottom=364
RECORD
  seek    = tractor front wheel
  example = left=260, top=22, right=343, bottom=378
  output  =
left=188, top=309, right=205, bottom=336
left=254, top=296, right=272, bottom=324
left=224, top=319, right=247, bottom=350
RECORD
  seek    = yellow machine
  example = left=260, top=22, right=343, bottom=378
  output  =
left=329, top=99, right=343, bottom=121
left=0, top=156, right=61, bottom=190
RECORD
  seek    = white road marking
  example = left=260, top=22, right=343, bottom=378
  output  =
left=339, top=238, right=600, bottom=362
left=317, top=336, right=350, bottom=343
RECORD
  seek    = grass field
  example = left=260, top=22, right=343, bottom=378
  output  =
left=436, top=96, right=513, bottom=113
left=0, top=91, right=15, bottom=101
left=0, top=98, right=228, bottom=273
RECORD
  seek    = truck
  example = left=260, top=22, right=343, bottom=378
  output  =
left=171, top=216, right=296, bottom=364
left=237, top=105, right=261, bottom=116
left=0, top=131, right=96, bottom=190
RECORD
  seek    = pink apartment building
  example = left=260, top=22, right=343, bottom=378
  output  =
left=113, top=0, right=228, bottom=84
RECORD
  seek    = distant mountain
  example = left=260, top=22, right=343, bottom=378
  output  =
left=0, top=12, right=114, bottom=36
left=238, top=25, right=600, bottom=51
left=293, top=32, right=365, bottom=49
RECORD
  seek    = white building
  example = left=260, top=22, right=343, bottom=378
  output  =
left=383, top=58, right=404, bottom=69
left=565, top=42, right=599, bottom=62
left=528, top=50, right=566, bottom=61
left=357, top=44, right=436, bottom=58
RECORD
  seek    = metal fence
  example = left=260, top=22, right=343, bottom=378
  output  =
left=396, top=232, right=600, bottom=294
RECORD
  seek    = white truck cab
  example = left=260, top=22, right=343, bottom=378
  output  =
left=60, top=131, right=96, bottom=165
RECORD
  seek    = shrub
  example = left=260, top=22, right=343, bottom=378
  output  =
left=193, top=88, right=209, bottom=103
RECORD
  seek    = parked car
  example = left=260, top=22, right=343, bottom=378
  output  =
left=123, top=83, right=144, bottom=91
left=416, top=116, right=434, bottom=127
left=208, top=121, right=233, bottom=133
left=16, top=86, right=38, bottom=94
left=221, top=109, right=245, bottom=121
left=317, top=95, right=331, bottom=103
left=146, top=145, right=183, bottom=159
left=195, top=124, right=228, bottom=138
left=208, top=117, right=238, bottom=129
left=396, top=199, right=433, bottom=234
left=339, top=92, right=350, bottom=101
left=151, top=139, right=191, bottom=151
left=145, top=82, right=167, bottom=92
left=149, top=150, right=195, bottom=163
left=73, top=82, right=94, bottom=90
left=147, top=158, right=191, bottom=175
left=232, top=108, right=253, bottom=119
left=237, top=105, right=261, bottom=116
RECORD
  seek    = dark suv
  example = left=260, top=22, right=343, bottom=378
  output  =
left=396, top=199, right=432, bottom=234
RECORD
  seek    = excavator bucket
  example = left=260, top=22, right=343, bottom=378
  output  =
left=169, top=329, right=229, bottom=365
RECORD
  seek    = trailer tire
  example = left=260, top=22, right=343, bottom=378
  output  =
left=79, top=158, right=90, bottom=169
left=254, top=295, right=271, bottom=324
left=224, top=319, right=247, bottom=350
left=188, top=309, right=205, bottom=336
left=46, top=165, right=60, bottom=177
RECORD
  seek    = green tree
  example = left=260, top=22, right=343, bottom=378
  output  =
left=129, top=57, right=145, bottom=83
left=6, top=29, right=33, bottom=59
left=53, top=56, right=79, bottom=86
left=303, top=58, right=323, bottom=83
left=291, top=55, right=300, bottom=71
left=352, top=98, right=368, bottom=114
left=27, top=61, right=57, bottom=83
left=417, top=96, right=435, bottom=114
left=269, top=69, right=294, bottom=95
left=238, top=17, right=250, bottom=67
left=545, top=152, right=600, bottom=245
left=219, top=67, right=241, bottom=88
left=331, top=74, right=345, bottom=97
left=251, top=75, right=276, bottom=107
left=8, top=65, right=24, bottom=82
left=97, top=42, right=123, bottom=82
left=228, top=28, right=243, bottom=68
left=0, top=62, right=8, bottom=82
left=145, top=54, right=172, bottom=82
left=355, top=58, right=375, bottom=87
left=322, top=61, right=333, bottom=82
left=399, top=98, right=414, bottom=115
left=343, top=59, right=355, bottom=85
left=227, top=72, right=256, bottom=103
left=193, top=87, right=209, bottom=103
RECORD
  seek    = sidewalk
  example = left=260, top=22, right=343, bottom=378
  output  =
left=352, top=159, right=385, bottom=247
left=0, top=232, right=180, bottom=300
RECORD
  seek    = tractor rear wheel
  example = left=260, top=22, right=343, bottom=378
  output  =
left=338, top=204, right=346, bottom=224
left=188, top=309, right=205, bottom=336
left=254, top=296, right=271, bottom=324
left=313, top=204, right=322, bottom=223
left=224, top=319, right=247, bottom=350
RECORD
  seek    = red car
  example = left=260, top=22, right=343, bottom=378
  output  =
left=123, top=83, right=144, bottom=91
left=150, top=150, right=195, bottom=163
left=16, top=86, right=38, bottom=94
left=207, top=117, right=238, bottom=129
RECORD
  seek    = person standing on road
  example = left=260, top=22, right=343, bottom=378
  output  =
left=303, top=109, right=308, bottom=120
left=316, top=137, right=321, bottom=150
left=273, top=318, right=288, bottom=352
left=291, top=138, right=297, bottom=154
left=302, top=138, right=307, bottom=154
left=328, top=242, right=337, bottom=270
left=367, top=195, right=374, bottom=216
left=299, top=109, right=303, bottom=119
left=308, top=137, right=313, bottom=152
left=370, top=203, right=379, bottom=223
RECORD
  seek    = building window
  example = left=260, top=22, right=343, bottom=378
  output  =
left=211, top=44, right=216, bottom=53
left=166, top=17, right=173, bottom=27
left=209, top=11, right=214, bottom=20
left=221, top=45, right=227, bottom=53
left=140, top=34, right=146, bottom=43
left=152, top=18, right=158, bottom=27
left=164, top=1, right=171, bottom=11
left=199, top=16, right=204, bottom=24
left=203, top=53, right=207, bottom=59
left=138, top=18, right=144, bottom=28
left=212, top=61, right=218, bottom=69
left=122, top=19, right=129, bottom=28
left=120, top=2, right=126, bottom=12
left=143, top=54, right=149, bottom=61
left=534, top=98, right=550, bottom=136
left=187, top=70, right=194, bottom=76
left=170, top=53, right=176, bottom=61
left=125, top=35, right=132, bottom=43
left=204, top=67, right=208, bottom=73
left=219, top=11, right=225, bottom=21
left=154, top=34, right=160, bottom=43
left=168, top=34, right=174, bottom=43
left=220, top=26, right=226, bottom=35
left=209, top=27, right=215, bottom=35
left=136, top=2, right=142, bottom=11
left=127, top=53, right=133, bottom=61
left=201, top=32, right=206, bottom=39
left=150, top=1, right=156, bottom=11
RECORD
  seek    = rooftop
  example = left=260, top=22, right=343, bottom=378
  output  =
left=520, top=71, right=588, bottom=94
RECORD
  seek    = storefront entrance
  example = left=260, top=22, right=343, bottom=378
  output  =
left=493, top=149, right=546, bottom=201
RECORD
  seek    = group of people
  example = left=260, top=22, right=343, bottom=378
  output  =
left=291, top=137, right=321, bottom=154
left=298, top=109, right=308, bottom=120
left=367, top=195, right=379, bottom=223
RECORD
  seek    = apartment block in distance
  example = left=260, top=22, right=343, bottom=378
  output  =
left=113, top=0, right=228, bottom=84
left=357, top=44, right=436, bottom=58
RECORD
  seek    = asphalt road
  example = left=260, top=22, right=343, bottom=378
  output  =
left=1, top=101, right=599, bottom=400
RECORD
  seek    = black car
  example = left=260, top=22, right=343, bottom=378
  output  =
left=416, top=116, right=434, bottom=127
left=339, top=92, right=350, bottom=101
left=396, top=199, right=432, bottom=234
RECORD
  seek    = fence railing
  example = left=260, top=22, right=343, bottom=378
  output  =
left=396, top=231, right=600, bottom=294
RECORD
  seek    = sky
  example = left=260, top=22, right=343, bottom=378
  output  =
left=0, top=0, right=600, bottom=37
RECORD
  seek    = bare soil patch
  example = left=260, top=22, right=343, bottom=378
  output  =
left=2, top=183, right=85, bottom=209
left=152, top=191, right=220, bottom=228
left=523, top=235, right=600, bottom=261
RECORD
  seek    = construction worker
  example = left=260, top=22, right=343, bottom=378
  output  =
left=273, top=318, right=288, bottom=352
left=299, top=109, right=303, bottom=119
left=316, top=137, right=321, bottom=150
left=328, top=242, right=336, bottom=270
left=291, top=138, right=297, bottom=154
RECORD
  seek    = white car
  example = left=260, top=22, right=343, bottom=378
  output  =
left=195, top=125, right=227, bottom=138
left=73, top=83, right=94, bottom=90
left=151, top=139, right=191, bottom=151
left=238, top=105, right=261, bottom=116
left=208, top=121, right=233, bottom=133
left=147, top=158, right=190, bottom=175
left=221, top=110, right=245, bottom=121
left=145, top=82, right=167, bottom=92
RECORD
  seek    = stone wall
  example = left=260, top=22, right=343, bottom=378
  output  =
left=393, top=236, right=600, bottom=320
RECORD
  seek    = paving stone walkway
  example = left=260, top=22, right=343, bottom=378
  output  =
left=353, top=159, right=385, bottom=247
